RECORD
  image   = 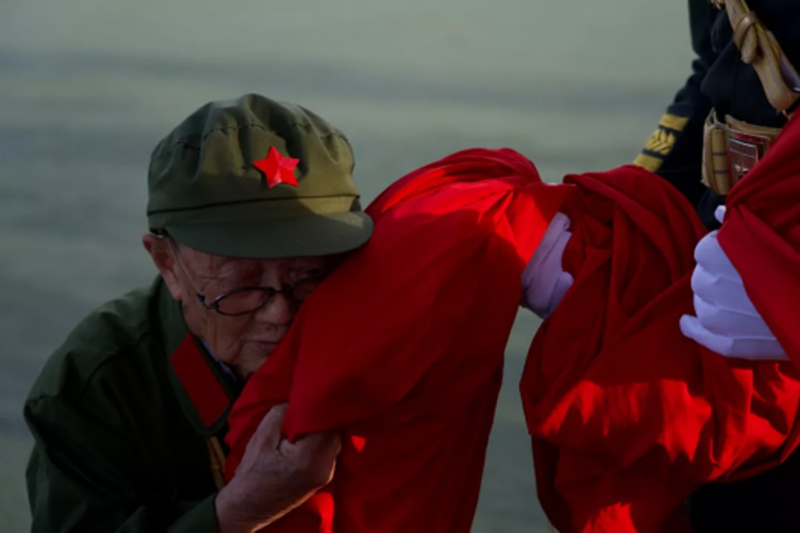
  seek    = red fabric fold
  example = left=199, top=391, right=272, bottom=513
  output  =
left=225, top=148, right=570, bottom=532
left=225, top=127, right=800, bottom=532
left=720, top=111, right=800, bottom=375
left=522, top=115, right=800, bottom=532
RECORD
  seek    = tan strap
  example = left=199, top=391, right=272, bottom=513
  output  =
left=725, top=114, right=783, bottom=138
left=206, top=436, right=227, bottom=490
left=724, top=0, right=800, bottom=112
left=732, top=11, right=761, bottom=54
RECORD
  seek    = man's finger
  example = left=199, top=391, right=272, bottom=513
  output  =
left=290, top=431, right=342, bottom=457
left=692, top=294, right=770, bottom=337
left=253, top=403, right=289, bottom=451
left=694, top=232, right=739, bottom=277
left=279, top=431, right=342, bottom=487
left=691, top=264, right=742, bottom=300
left=680, top=315, right=788, bottom=360
left=680, top=314, right=734, bottom=355
left=282, top=431, right=342, bottom=471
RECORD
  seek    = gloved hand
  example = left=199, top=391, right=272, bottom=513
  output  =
left=679, top=206, right=788, bottom=360
left=521, top=211, right=574, bottom=319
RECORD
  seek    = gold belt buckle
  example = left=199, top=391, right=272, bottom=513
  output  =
left=726, top=129, right=772, bottom=187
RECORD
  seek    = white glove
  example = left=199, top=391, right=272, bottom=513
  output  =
left=679, top=206, right=788, bottom=360
left=521, top=212, right=574, bottom=319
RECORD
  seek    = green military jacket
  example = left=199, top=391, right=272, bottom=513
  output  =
left=24, top=277, right=239, bottom=532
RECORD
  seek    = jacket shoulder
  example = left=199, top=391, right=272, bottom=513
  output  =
left=27, top=279, right=164, bottom=402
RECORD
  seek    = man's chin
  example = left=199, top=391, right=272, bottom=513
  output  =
left=235, top=344, right=274, bottom=380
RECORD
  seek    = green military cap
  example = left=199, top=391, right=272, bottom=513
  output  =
left=146, top=93, right=373, bottom=258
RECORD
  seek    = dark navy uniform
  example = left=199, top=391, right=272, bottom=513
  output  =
left=635, top=1, right=800, bottom=530
left=636, top=0, right=799, bottom=229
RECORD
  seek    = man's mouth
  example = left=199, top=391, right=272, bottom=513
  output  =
left=249, top=340, right=279, bottom=352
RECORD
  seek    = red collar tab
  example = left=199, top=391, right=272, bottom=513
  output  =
left=170, top=334, right=231, bottom=430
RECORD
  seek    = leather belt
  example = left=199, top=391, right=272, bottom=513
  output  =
left=702, top=111, right=782, bottom=195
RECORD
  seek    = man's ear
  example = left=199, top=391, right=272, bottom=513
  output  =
left=142, top=233, right=184, bottom=301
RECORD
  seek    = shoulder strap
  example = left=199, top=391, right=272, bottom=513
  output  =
left=722, top=0, right=800, bottom=113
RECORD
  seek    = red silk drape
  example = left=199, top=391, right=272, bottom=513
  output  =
left=225, top=116, right=800, bottom=532
left=522, top=112, right=800, bottom=532
left=226, top=149, right=570, bottom=532
left=719, top=112, right=800, bottom=375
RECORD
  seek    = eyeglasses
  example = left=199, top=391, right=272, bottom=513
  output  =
left=160, top=234, right=325, bottom=316
left=192, top=276, right=323, bottom=316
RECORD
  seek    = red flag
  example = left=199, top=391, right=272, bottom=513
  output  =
left=226, top=148, right=570, bottom=532
left=226, top=134, right=800, bottom=532
left=720, top=112, right=800, bottom=375
left=522, top=116, right=800, bottom=531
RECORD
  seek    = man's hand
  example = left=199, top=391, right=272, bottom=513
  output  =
left=215, top=404, right=341, bottom=533
left=680, top=206, right=787, bottom=360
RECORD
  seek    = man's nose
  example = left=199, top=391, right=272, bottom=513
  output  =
left=253, top=292, right=294, bottom=325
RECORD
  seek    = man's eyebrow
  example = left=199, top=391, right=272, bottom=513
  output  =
left=210, top=261, right=262, bottom=285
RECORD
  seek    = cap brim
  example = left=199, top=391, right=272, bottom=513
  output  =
left=166, top=212, right=373, bottom=259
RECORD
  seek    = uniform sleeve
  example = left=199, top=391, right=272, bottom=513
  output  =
left=25, top=392, right=219, bottom=533
left=633, top=0, right=717, bottom=208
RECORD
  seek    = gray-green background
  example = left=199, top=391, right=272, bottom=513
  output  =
left=0, top=1, right=693, bottom=531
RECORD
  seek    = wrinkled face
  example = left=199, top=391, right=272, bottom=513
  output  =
left=167, top=242, right=329, bottom=381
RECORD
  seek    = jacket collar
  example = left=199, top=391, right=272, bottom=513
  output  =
left=157, top=279, right=239, bottom=437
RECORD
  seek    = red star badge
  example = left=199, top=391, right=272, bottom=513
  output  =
left=253, top=146, right=300, bottom=188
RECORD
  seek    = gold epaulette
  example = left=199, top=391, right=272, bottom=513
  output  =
left=632, top=113, right=689, bottom=172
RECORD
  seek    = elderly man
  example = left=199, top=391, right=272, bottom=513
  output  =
left=24, top=94, right=373, bottom=532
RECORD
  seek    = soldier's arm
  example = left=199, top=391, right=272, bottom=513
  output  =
left=633, top=0, right=718, bottom=207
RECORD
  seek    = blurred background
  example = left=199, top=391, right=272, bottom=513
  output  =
left=0, top=1, right=694, bottom=530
